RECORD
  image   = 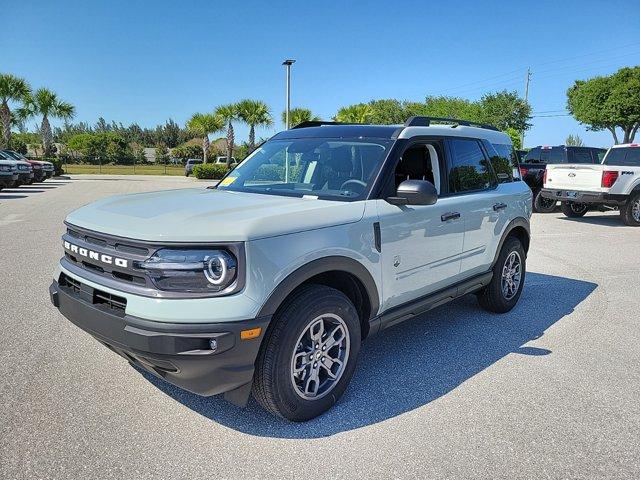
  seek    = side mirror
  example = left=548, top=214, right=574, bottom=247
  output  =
left=387, top=179, right=438, bottom=206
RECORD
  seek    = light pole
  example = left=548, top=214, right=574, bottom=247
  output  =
left=282, top=59, right=296, bottom=129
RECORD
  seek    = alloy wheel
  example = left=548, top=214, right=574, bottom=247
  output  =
left=290, top=313, right=350, bottom=400
left=501, top=251, right=522, bottom=300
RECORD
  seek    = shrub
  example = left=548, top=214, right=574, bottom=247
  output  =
left=193, top=163, right=229, bottom=179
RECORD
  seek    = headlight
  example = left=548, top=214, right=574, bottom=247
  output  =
left=135, top=249, right=238, bottom=293
left=0, top=165, right=10, bottom=172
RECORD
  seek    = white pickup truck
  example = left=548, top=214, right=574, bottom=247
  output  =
left=542, top=143, right=640, bottom=226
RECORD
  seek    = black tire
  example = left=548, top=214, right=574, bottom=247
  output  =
left=478, top=236, right=526, bottom=313
left=533, top=191, right=556, bottom=213
left=253, top=284, right=361, bottom=421
left=185, top=172, right=189, bottom=177
left=620, top=193, right=640, bottom=226
left=560, top=201, right=588, bottom=218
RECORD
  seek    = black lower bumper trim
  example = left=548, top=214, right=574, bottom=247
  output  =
left=541, top=188, right=627, bottom=205
left=50, top=280, right=270, bottom=397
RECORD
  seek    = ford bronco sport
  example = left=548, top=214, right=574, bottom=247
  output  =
left=50, top=117, right=532, bottom=421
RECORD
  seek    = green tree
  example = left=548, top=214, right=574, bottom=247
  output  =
left=506, top=128, right=522, bottom=150
left=334, top=103, right=373, bottom=123
left=186, top=113, right=224, bottom=163
left=422, top=95, right=484, bottom=121
left=24, top=88, right=75, bottom=156
left=565, top=134, right=584, bottom=146
left=215, top=104, right=239, bottom=167
left=281, top=107, right=320, bottom=127
left=0, top=73, right=31, bottom=148
left=155, top=143, right=170, bottom=164
left=237, top=99, right=273, bottom=151
left=479, top=90, right=532, bottom=132
left=567, top=67, right=640, bottom=144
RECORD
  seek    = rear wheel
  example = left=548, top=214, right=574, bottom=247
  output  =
left=478, top=236, right=526, bottom=313
left=253, top=285, right=361, bottom=421
left=533, top=191, right=556, bottom=213
left=560, top=201, right=588, bottom=218
left=621, top=193, right=640, bottom=226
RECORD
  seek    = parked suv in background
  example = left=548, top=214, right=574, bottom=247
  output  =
left=184, top=158, right=203, bottom=176
left=0, top=159, right=18, bottom=190
left=520, top=145, right=606, bottom=212
left=0, top=150, right=54, bottom=182
left=542, top=143, right=640, bottom=226
left=50, top=117, right=531, bottom=421
left=0, top=150, right=33, bottom=186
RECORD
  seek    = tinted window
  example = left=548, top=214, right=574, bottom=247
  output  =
left=603, top=147, right=640, bottom=166
left=448, top=139, right=496, bottom=192
left=568, top=148, right=593, bottom=164
left=596, top=149, right=607, bottom=163
left=490, top=143, right=519, bottom=182
left=523, top=147, right=540, bottom=163
left=540, top=147, right=565, bottom=164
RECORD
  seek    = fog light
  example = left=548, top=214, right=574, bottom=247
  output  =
left=209, top=339, right=218, bottom=351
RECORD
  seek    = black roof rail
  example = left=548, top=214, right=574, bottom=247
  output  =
left=404, top=116, right=499, bottom=131
left=290, top=121, right=354, bottom=129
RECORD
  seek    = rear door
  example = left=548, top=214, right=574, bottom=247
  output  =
left=445, top=138, right=505, bottom=276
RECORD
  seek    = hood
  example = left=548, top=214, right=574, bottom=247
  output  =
left=65, top=188, right=366, bottom=242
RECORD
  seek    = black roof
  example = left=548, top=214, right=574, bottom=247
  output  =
left=272, top=124, right=402, bottom=140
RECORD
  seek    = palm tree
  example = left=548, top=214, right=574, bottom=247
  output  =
left=186, top=113, right=224, bottom=163
left=0, top=74, right=31, bottom=148
left=334, top=104, right=372, bottom=123
left=281, top=107, right=320, bottom=128
left=25, top=88, right=75, bottom=156
left=215, top=104, right=239, bottom=167
left=237, top=99, right=273, bottom=151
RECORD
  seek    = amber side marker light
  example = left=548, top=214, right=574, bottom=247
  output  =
left=240, top=327, right=262, bottom=340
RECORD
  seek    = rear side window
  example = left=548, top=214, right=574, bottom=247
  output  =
left=523, top=148, right=541, bottom=163
left=447, top=139, right=497, bottom=193
left=488, top=142, right=517, bottom=183
left=603, top=147, right=640, bottom=166
left=568, top=148, right=594, bottom=164
left=541, top=147, right=565, bottom=164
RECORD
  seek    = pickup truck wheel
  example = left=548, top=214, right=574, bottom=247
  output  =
left=533, top=191, right=556, bottom=213
left=621, top=194, right=640, bottom=226
left=253, top=285, right=361, bottom=421
left=560, top=201, right=588, bottom=218
left=478, top=236, right=526, bottom=313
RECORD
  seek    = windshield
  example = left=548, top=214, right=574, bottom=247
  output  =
left=216, top=138, right=393, bottom=200
left=2, top=150, right=23, bottom=160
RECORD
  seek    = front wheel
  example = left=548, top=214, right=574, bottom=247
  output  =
left=253, top=285, right=361, bottom=421
left=533, top=191, right=557, bottom=213
left=478, top=236, right=526, bottom=313
left=560, top=201, right=588, bottom=218
left=620, top=193, right=640, bottom=226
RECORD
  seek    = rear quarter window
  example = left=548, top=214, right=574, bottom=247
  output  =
left=603, top=148, right=640, bottom=166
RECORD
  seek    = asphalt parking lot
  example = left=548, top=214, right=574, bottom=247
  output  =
left=1, top=175, right=639, bottom=479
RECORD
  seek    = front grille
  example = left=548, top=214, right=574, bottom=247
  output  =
left=59, top=273, right=81, bottom=293
left=59, top=273, right=127, bottom=316
left=93, top=289, right=127, bottom=314
left=64, top=226, right=152, bottom=288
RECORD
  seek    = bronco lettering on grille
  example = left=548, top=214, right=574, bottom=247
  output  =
left=63, top=241, right=128, bottom=268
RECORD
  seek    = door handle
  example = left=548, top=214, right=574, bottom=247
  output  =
left=441, top=212, right=461, bottom=222
left=493, top=202, right=507, bottom=211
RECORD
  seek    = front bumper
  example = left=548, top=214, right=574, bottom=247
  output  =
left=44, top=170, right=54, bottom=178
left=32, top=170, right=45, bottom=182
left=49, top=278, right=270, bottom=399
left=17, top=172, right=33, bottom=183
left=541, top=188, right=627, bottom=205
left=0, top=173, right=18, bottom=187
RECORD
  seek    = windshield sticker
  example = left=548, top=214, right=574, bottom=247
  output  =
left=220, top=176, right=237, bottom=187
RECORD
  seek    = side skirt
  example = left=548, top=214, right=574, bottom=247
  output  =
left=368, top=271, right=493, bottom=335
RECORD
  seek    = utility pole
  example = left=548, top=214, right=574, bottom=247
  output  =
left=282, top=59, right=296, bottom=129
left=521, top=68, right=531, bottom=148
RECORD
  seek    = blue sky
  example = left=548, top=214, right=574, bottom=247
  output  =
left=2, top=0, right=639, bottom=148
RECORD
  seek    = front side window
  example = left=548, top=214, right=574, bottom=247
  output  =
left=603, top=147, right=640, bottom=166
left=447, top=139, right=496, bottom=193
left=216, top=138, right=392, bottom=201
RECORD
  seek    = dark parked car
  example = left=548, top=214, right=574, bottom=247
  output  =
left=520, top=145, right=606, bottom=212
